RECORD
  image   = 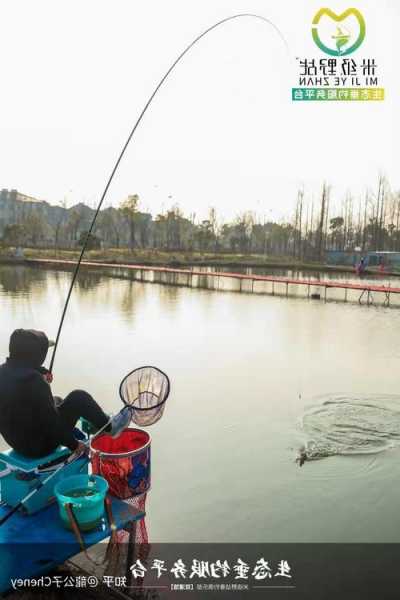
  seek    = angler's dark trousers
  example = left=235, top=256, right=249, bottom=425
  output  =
left=27, top=390, right=110, bottom=458
left=57, top=389, right=110, bottom=434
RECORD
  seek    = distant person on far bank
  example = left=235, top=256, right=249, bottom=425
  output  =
left=356, top=257, right=366, bottom=276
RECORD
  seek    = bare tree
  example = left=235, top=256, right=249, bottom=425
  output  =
left=316, top=183, right=328, bottom=260
left=54, top=198, right=68, bottom=252
left=120, top=194, right=140, bottom=250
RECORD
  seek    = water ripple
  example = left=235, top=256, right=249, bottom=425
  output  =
left=298, top=394, right=400, bottom=459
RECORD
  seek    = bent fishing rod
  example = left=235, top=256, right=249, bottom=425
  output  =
left=48, top=13, right=289, bottom=372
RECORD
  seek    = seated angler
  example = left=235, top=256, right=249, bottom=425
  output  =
left=0, top=329, right=131, bottom=458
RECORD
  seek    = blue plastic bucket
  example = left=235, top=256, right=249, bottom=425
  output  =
left=54, top=474, right=108, bottom=531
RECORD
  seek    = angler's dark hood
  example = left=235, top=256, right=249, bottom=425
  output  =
left=8, top=329, right=54, bottom=368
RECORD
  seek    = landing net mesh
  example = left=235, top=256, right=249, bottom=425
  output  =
left=119, top=366, right=170, bottom=427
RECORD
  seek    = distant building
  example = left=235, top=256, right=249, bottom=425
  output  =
left=326, top=250, right=400, bottom=269
left=326, top=250, right=360, bottom=267
left=0, top=188, right=44, bottom=204
left=0, top=188, right=48, bottom=239
left=365, top=251, right=400, bottom=268
left=0, top=188, right=158, bottom=248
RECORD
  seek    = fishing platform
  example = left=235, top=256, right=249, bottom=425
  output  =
left=0, top=498, right=144, bottom=595
left=28, top=258, right=400, bottom=307
left=0, top=366, right=168, bottom=597
left=0, top=435, right=146, bottom=597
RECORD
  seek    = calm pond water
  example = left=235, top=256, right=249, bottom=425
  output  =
left=1, top=264, right=400, bottom=543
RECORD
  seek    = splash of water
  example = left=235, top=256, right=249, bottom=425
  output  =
left=298, top=394, right=400, bottom=460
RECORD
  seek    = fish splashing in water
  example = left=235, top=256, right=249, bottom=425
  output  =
left=296, top=394, right=400, bottom=466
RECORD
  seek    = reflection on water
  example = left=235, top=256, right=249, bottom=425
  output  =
left=2, top=265, right=400, bottom=543
left=74, top=271, right=103, bottom=292
left=299, top=394, right=400, bottom=458
left=0, top=265, right=47, bottom=296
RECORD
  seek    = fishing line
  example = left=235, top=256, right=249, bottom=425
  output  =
left=49, top=13, right=289, bottom=371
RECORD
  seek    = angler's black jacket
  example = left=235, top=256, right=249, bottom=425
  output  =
left=0, top=358, right=78, bottom=457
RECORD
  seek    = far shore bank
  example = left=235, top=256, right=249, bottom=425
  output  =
left=0, top=247, right=397, bottom=277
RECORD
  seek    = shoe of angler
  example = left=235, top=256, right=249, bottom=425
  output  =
left=110, top=406, right=133, bottom=438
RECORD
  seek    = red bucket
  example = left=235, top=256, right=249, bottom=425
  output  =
left=90, top=428, right=151, bottom=499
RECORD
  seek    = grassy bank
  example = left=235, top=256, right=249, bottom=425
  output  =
left=0, top=246, right=386, bottom=276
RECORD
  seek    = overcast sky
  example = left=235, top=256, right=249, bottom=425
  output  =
left=0, top=0, right=397, bottom=223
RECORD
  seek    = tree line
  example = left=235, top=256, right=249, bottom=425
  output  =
left=1, top=176, right=399, bottom=259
